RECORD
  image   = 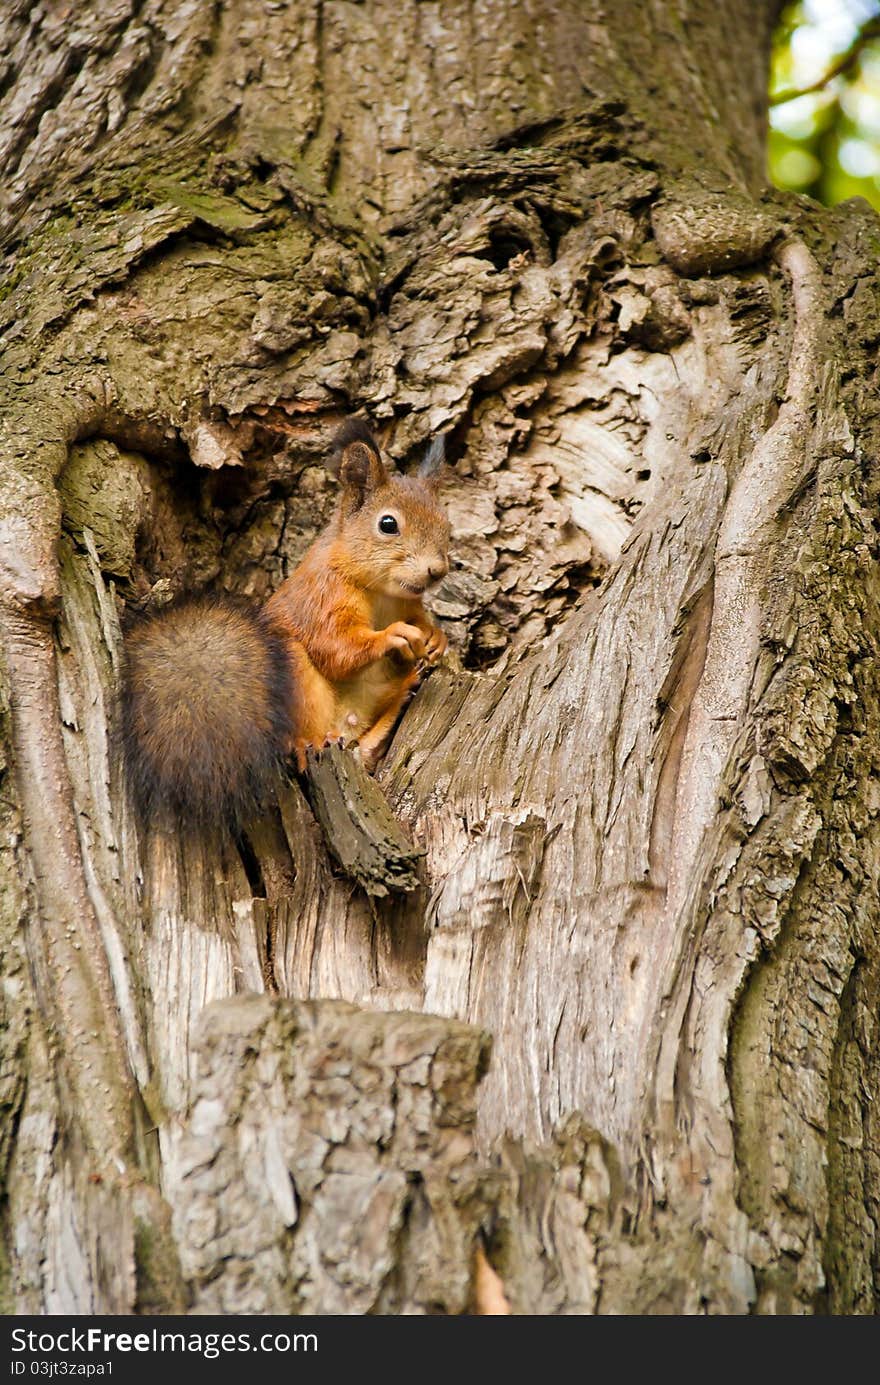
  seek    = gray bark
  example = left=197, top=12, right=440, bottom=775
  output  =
left=1, top=0, right=879, bottom=1315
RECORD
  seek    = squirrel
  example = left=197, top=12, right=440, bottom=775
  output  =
left=121, top=420, right=451, bottom=826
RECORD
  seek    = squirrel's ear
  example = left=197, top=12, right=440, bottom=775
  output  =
left=332, top=419, right=386, bottom=507
left=418, top=434, right=446, bottom=489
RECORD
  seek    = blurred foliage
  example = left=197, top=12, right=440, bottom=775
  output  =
left=770, top=0, right=880, bottom=210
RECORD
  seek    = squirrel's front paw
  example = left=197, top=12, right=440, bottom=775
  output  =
left=382, top=621, right=426, bottom=661
left=422, top=626, right=448, bottom=664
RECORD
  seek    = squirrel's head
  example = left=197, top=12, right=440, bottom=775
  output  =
left=332, top=420, right=451, bottom=599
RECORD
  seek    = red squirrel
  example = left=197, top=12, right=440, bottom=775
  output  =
left=121, top=421, right=450, bottom=825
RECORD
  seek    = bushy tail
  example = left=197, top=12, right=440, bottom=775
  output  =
left=121, top=595, right=297, bottom=828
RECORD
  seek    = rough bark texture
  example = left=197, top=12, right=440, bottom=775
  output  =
left=2, top=0, right=879, bottom=1315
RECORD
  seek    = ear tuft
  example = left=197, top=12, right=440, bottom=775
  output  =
left=332, top=418, right=381, bottom=461
left=418, top=434, right=446, bottom=486
left=332, top=418, right=386, bottom=505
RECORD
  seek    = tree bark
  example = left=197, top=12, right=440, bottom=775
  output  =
left=1, top=0, right=879, bottom=1315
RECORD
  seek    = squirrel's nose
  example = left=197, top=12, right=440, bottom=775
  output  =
left=427, top=557, right=448, bottom=583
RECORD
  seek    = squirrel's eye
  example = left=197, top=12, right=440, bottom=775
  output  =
left=378, top=514, right=399, bottom=535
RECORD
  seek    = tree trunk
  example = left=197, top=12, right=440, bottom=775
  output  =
left=1, top=0, right=878, bottom=1315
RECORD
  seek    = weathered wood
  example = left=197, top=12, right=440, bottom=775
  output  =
left=303, top=743, right=424, bottom=896
left=1, top=0, right=878, bottom=1318
left=174, top=995, right=491, bottom=1314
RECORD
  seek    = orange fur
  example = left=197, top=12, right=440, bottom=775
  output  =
left=122, top=424, right=450, bottom=822
left=264, top=427, right=449, bottom=770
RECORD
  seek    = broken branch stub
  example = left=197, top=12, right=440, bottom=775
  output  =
left=303, top=743, right=424, bottom=896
